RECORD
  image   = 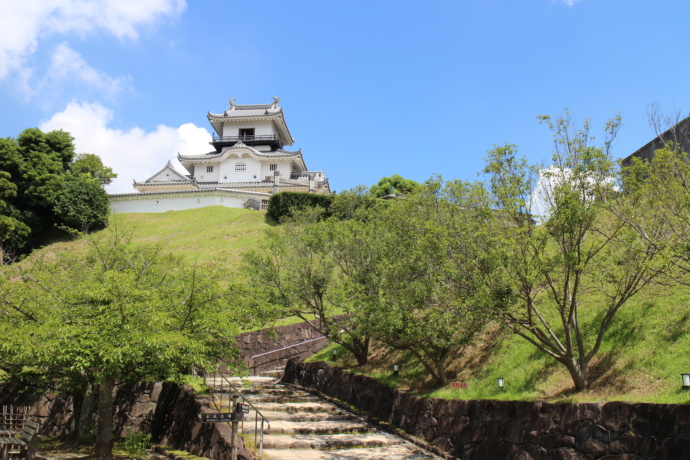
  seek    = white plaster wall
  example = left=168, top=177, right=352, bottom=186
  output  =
left=110, top=194, right=248, bottom=213
left=219, top=156, right=262, bottom=182
left=194, top=163, right=220, bottom=182
left=222, top=120, right=274, bottom=137
left=260, top=160, right=293, bottom=178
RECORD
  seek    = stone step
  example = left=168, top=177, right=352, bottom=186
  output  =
left=239, top=388, right=303, bottom=396
left=262, top=445, right=440, bottom=460
left=241, top=419, right=371, bottom=435
left=260, top=432, right=404, bottom=449
left=239, top=393, right=317, bottom=404
left=215, top=376, right=279, bottom=386
left=260, top=369, right=284, bottom=378
left=248, top=409, right=356, bottom=422
left=250, top=401, right=338, bottom=413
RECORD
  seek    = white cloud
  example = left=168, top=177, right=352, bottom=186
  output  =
left=46, top=43, right=130, bottom=98
left=39, top=101, right=212, bottom=194
left=561, top=0, right=582, bottom=6
left=0, top=0, right=185, bottom=84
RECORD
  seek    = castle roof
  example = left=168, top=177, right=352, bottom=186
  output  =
left=207, top=97, right=295, bottom=146
left=178, top=141, right=307, bottom=171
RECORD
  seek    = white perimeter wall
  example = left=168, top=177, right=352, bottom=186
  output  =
left=110, top=193, right=251, bottom=213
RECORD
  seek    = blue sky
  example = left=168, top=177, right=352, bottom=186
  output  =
left=1, top=0, right=690, bottom=194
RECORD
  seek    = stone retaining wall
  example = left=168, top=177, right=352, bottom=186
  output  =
left=0, top=382, right=252, bottom=460
left=282, top=359, right=690, bottom=459
left=233, top=318, right=337, bottom=375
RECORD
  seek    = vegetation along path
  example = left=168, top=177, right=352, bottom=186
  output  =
left=214, top=376, right=441, bottom=460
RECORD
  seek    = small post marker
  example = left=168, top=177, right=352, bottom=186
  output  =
left=393, top=364, right=400, bottom=377
left=497, top=377, right=505, bottom=390
left=682, top=374, right=690, bottom=391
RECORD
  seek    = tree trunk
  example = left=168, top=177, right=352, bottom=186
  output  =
left=352, top=336, right=369, bottom=366
left=434, top=359, right=448, bottom=386
left=564, top=358, right=588, bottom=391
left=95, top=376, right=115, bottom=458
left=76, top=384, right=96, bottom=444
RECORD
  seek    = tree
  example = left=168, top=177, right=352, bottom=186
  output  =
left=0, top=229, right=249, bottom=457
left=53, top=174, right=110, bottom=231
left=0, top=129, right=113, bottom=260
left=617, top=144, right=690, bottom=284
left=244, top=214, right=374, bottom=365
left=483, top=112, right=664, bottom=391
left=369, top=174, right=420, bottom=198
left=362, top=180, right=492, bottom=385
left=70, top=153, right=118, bottom=185
left=0, top=171, right=30, bottom=263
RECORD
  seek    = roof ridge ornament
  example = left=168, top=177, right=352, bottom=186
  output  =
left=228, top=97, right=236, bottom=109
left=272, top=95, right=280, bottom=108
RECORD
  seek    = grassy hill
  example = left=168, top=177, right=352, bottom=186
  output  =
left=33, top=206, right=690, bottom=404
left=43, top=206, right=273, bottom=268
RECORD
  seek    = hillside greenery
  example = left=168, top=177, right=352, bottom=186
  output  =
left=6, top=113, right=690, bottom=411
left=0, top=129, right=112, bottom=263
left=5, top=196, right=690, bottom=406
left=0, top=206, right=277, bottom=457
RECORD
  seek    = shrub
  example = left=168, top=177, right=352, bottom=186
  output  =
left=266, top=192, right=334, bottom=223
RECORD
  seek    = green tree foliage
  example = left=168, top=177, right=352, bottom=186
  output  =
left=0, top=230, right=249, bottom=457
left=362, top=179, right=492, bottom=385
left=368, top=174, right=420, bottom=198
left=0, top=128, right=112, bottom=261
left=266, top=191, right=335, bottom=223
left=0, top=171, right=30, bottom=263
left=53, top=174, right=110, bottom=231
left=71, top=153, right=118, bottom=185
left=244, top=212, right=376, bottom=365
left=249, top=185, right=491, bottom=383
left=616, top=144, right=690, bottom=284
left=483, top=112, right=664, bottom=391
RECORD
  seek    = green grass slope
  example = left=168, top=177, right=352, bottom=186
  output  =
left=310, top=281, right=690, bottom=405
left=45, top=206, right=272, bottom=268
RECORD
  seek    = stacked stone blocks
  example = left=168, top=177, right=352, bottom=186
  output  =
left=282, top=359, right=690, bottom=459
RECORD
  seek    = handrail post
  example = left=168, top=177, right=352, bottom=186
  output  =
left=230, top=394, right=239, bottom=460
left=259, top=418, right=265, bottom=459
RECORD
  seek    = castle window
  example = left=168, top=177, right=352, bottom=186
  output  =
left=239, top=128, right=255, bottom=140
left=235, top=162, right=246, bottom=171
left=269, top=164, right=278, bottom=171
left=206, top=166, right=214, bottom=173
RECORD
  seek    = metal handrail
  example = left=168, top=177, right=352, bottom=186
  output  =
left=250, top=335, right=327, bottom=359
left=212, top=135, right=278, bottom=142
left=205, top=372, right=271, bottom=458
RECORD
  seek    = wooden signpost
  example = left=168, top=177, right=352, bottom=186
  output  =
left=200, top=396, right=251, bottom=460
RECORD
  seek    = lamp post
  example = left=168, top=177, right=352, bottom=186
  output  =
left=497, top=377, right=505, bottom=390
left=332, top=349, right=337, bottom=362
left=682, top=374, right=690, bottom=390
left=393, top=364, right=400, bottom=377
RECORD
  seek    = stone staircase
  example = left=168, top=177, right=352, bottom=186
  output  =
left=214, top=375, right=442, bottom=460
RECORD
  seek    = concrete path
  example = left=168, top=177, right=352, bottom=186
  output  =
left=209, top=375, right=442, bottom=460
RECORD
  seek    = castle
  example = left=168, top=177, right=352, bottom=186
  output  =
left=109, top=97, right=330, bottom=213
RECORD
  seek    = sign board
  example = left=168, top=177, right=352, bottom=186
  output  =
left=236, top=403, right=250, bottom=414
left=200, top=413, right=243, bottom=423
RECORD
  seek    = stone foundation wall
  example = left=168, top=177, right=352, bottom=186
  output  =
left=0, top=383, right=252, bottom=460
left=233, top=318, right=336, bottom=375
left=282, top=359, right=690, bottom=459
